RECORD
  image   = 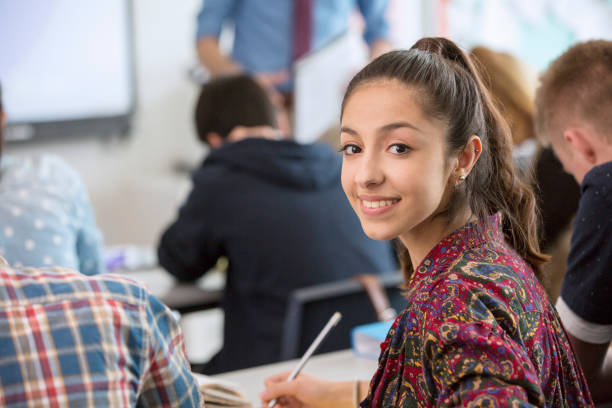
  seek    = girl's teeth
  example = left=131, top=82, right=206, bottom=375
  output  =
left=363, top=200, right=397, bottom=209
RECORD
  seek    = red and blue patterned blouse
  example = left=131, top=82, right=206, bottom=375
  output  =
left=363, top=214, right=592, bottom=407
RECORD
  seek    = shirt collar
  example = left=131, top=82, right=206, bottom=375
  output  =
left=411, top=213, right=503, bottom=281
left=581, top=160, right=612, bottom=189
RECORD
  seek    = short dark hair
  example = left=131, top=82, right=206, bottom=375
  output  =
left=535, top=40, right=612, bottom=143
left=194, top=74, right=278, bottom=144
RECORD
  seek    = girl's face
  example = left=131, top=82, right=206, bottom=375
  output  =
left=340, top=80, right=456, bottom=242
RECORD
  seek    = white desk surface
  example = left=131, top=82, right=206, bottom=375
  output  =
left=213, top=349, right=379, bottom=405
left=118, top=267, right=225, bottom=299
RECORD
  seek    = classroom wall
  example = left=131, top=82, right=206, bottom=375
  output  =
left=7, top=0, right=206, bottom=246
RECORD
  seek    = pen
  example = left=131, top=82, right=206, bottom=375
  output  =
left=268, top=311, right=342, bottom=408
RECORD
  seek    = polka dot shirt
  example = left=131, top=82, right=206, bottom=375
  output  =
left=0, top=155, right=104, bottom=275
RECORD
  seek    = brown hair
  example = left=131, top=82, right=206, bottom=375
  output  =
left=535, top=40, right=612, bottom=144
left=470, top=46, right=536, bottom=146
left=341, top=37, right=549, bottom=282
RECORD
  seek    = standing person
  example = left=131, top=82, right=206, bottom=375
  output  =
left=157, top=74, right=396, bottom=375
left=0, top=83, right=105, bottom=275
left=196, top=0, right=391, bottom=94
left=260, top=38, right=592, bottom=407
left=535, top=39, right=612, bottom=403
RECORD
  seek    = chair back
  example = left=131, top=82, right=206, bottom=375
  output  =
left=280, top=272, right=405, bottom=360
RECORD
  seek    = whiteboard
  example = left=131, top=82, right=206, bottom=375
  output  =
left=0, top=0, right=133, bottom=125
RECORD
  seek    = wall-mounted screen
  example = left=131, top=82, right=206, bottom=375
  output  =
left=0, top=0, right=134, bottom=141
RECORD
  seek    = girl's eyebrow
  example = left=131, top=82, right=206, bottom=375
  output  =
left=340, top=122, right=423, bottom=137
left=379, top=121, right=423, bottom=134
left=340, top=126, right=359, bottom=136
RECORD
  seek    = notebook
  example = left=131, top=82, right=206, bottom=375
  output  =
left=350, top=320, right=393, bottom=359
left=194, top=373, right=252, bottom=408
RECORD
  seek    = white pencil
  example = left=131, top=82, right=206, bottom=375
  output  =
left=268, top=311, right=342, bottom=408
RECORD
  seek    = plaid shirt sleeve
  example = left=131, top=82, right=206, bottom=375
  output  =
left=138, top=292, right=204, bottom=407
left=0, top=262, right=204, bottom=407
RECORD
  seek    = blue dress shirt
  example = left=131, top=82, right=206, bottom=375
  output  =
left=196, top=0, right=389, bottom=79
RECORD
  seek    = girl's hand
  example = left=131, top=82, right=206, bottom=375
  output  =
left=259, top=371, right=352, bottom=408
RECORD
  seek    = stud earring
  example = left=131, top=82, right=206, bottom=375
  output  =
left=458, top=175, right=466, bottom=181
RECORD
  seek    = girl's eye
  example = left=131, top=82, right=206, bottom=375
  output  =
left=389, top=144, right=411, bottom=154
left=339, top=144, right=362, bottom=155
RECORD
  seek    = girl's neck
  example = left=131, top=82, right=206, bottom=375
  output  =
left=399, top=204, right=474, bottom=270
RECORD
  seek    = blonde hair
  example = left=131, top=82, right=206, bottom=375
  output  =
left=470, top=46, right=537, bottom=146
left=535, top=40, right=612, bottom=144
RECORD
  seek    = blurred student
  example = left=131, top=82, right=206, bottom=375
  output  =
left=157, top=74, right=396, bottom=374
left=0, top=256, right=203, bottom=407
left=260, top=38, right=591, bottom=407
left=535, top=39, right=612, bottom=403
left=470, top=46, right=538, bottom=147
left=0, top=83, right=105, bottom=275
left=470, top=46, right=581, bottom=299
left=196, top=0, right=391, bottom=94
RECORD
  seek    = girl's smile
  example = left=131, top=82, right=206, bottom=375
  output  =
left=359, top=195, right=401, bottom=216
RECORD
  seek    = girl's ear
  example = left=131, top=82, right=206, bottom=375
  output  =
left=454, top=135, right=482, bottom=182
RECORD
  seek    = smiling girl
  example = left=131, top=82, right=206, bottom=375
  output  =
left=261, top=38, right=592, bottom=407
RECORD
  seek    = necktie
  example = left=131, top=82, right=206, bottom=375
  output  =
left=293, top=0, right=312, bottom=61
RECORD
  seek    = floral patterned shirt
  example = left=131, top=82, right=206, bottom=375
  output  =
left=363, top=214, right=592, bottom=407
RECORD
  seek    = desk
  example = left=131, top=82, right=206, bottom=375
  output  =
left=119, top=267, right=225, bottom=313
left=212, top=349, right=378, bottom=404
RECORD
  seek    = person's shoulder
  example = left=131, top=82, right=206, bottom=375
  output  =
left=1, top=154, right=75, bottom=178
left=582, top=161, right=612, bottom=193
left=420, top=259, right=530, bottom=342
left=31, top=154, right=80, bottom=176
left=424, top=251, right=533, bottom=316
left=4, top=264, right=151, bottom=307
left=198, top=139, right=333, bottom=177
left=192, top=153, right=239, bottom=190
left=574, top=161, right=612, bottom=232
left=444, top=249, right=527, bottom=289
left=1, top=154, right=81, bottom=187
left=86, top=272, right=151, bottom=302
left=30, top=154, right=85, bottom=192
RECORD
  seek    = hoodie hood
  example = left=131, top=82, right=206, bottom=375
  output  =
left=203, top=138, right=341, bottom=190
